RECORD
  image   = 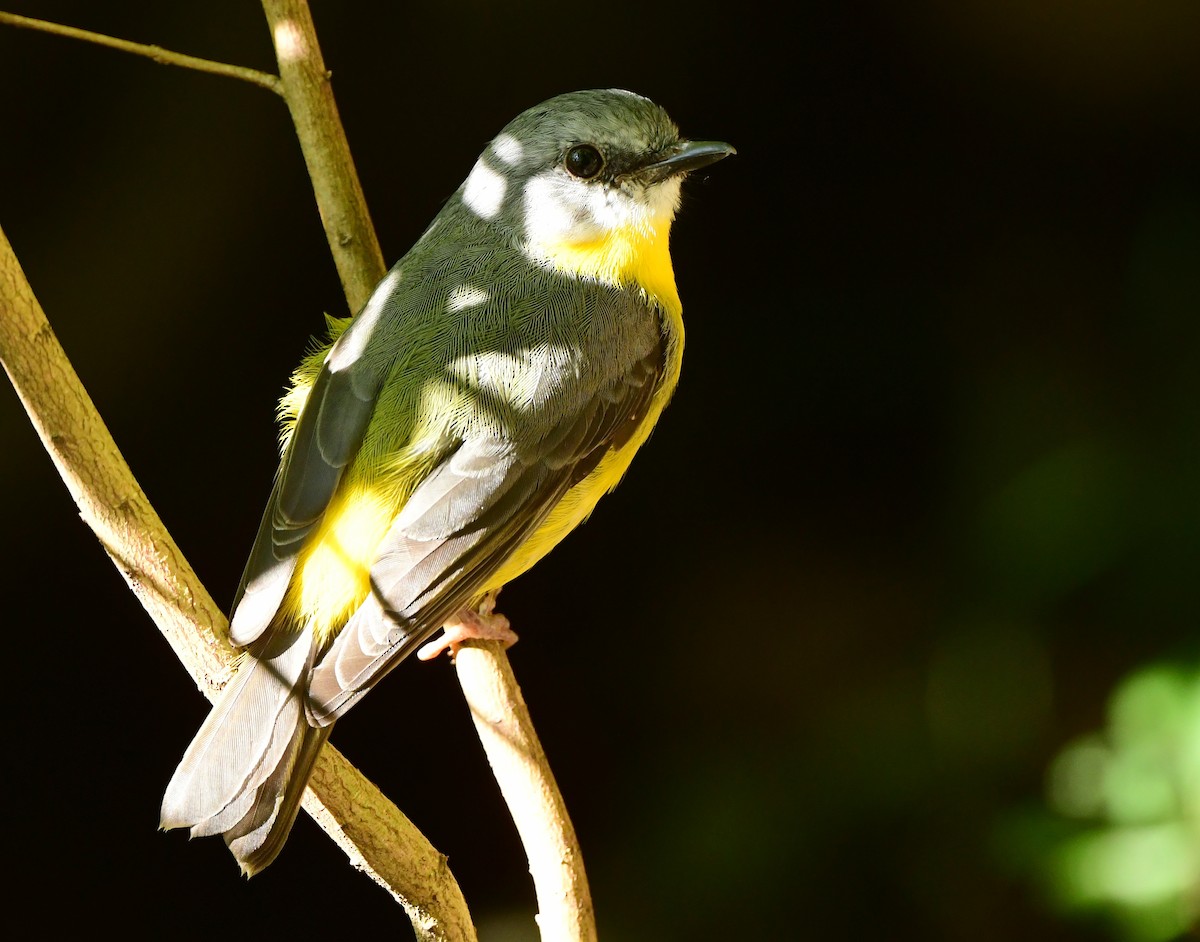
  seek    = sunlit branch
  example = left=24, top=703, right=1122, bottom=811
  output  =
left=0, top=223, right=475, bottom=942
left=261, top=0, right=384, bottom=309
left=456, top=641, right=598, bottom=942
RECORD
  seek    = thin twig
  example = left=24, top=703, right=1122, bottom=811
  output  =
left=261, top=0, right=384, bottom=308
left=0, top=11, right=283, bottom=95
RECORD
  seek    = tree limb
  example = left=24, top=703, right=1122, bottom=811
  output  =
left=0, top=224, right=477, bottom=942
left=0, top=225, right=234, bottom=690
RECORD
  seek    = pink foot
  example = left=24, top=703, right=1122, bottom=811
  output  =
left=417, top=596, right=518, bottom=661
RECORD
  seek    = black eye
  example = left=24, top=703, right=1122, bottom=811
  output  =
left=564, top=144, right=604, bottom=179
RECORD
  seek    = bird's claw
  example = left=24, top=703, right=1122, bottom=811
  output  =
left=417, top=599, right=518, bottom=661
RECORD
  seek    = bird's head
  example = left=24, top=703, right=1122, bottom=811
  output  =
left=458, top=89, right=735, bottom=277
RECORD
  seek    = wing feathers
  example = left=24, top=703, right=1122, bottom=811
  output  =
left=395, top=441, right=521, bottom=540
left=229, top=331, right=382, bottom=647
left=277, top=367, right=376, bottom=526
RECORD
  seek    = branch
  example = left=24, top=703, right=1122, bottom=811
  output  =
left=0, top=11, right=282, bottom=95
left=261, top=0, right=384, bottom=308
left=0, top=225, right=475, bottom=942
left=456, top=643, right=598, bottom=941
left=0, top=224, right=234, bottom=690
left=303, top=747, right=477, bottom=941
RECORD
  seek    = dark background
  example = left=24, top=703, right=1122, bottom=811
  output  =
left=2, top=2, right=1198, bottom=939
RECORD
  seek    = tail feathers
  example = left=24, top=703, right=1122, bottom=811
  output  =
left=160, top=623, right=330, bottom=874
left=186, top=688, right=302, bottom=839
left=225, top=722, right=331, bottom=875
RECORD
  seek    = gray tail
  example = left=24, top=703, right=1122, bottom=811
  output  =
left=160, top=622, right=331, bottom=876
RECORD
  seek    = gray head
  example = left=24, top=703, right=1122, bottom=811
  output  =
left=458, top=89, right=734, bottom=253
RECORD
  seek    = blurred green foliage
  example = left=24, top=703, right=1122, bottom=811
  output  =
left=1006, top=663, right=1200, bottom=940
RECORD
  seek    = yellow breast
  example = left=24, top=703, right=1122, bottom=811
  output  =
left=489, top=221, right=685, bottom=587
left=532, top=217, right=681, bottom=321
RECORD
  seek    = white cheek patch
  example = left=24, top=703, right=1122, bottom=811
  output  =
left=521, top=172, right=599, bottom=244
left=520, top=168, right=685, bottom=250
left=463, top=159, right=507, bottom=220
left=586, top=185, right=627, bottom=231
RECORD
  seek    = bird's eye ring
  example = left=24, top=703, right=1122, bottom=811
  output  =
left=564, top=144, right=604, bottom=179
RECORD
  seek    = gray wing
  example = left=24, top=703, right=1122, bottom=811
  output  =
left=305, top=339, right=664, bottom=725
left=228, top=313, right=384, bottom=648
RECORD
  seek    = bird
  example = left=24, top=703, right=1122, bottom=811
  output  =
left=159, top=88, right=734, bottom=875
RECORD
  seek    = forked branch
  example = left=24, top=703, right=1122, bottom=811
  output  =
left=1, top=3, right=596, bottom=939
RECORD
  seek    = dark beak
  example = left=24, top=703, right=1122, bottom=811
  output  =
left=637, top=140, right=737, bottom=184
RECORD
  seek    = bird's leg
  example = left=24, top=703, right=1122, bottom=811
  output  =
left=417, top=591, right=518, bottom=661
